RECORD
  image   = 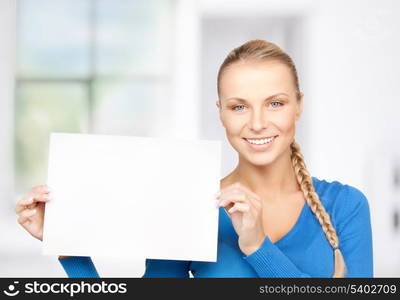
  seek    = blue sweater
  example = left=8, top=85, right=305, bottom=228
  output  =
left=58, top=176, right=373, bottom=277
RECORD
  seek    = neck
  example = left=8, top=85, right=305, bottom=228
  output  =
left=228, top=146, right=300, bottom=202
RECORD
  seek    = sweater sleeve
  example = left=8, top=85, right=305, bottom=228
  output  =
left=242, top=236, right=312, bottom=277
left=58, top=256, right=100, bottom=278
left=142, top=258, right=191, bottom=278
left=242, top=184, right=374, bottom=278
left=335, top=185, right=373, bottom=277
left=58, top=256, right=191, bottom=278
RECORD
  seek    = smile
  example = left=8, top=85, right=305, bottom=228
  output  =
left=243, top=136, right=278, bottom=152
left=244, top=136, right=277, bottom=145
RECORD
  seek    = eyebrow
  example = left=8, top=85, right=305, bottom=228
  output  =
left=224, top=93, right=289, bottom=103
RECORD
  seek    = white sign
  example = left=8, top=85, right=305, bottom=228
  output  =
left=42, top=133, right=221, bottom=262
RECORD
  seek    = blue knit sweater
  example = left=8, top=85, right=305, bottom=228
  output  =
left=58, top=176, right=373, bottom=277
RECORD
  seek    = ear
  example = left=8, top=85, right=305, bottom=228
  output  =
left=295, top=92, right=304, bottom=121
left=216, top=100, right=221, bottom=110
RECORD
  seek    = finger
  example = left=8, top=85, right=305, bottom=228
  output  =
left=17, top=208, right=37, bottom=225
left=32, top=184, right=51, bottom=194
left=18, top=194, right=51, bottom=206
left=216, top=182, right=243, bottom=197
left=17, top=185, right=50, bottom=206
left=227, top=202, right=250, bottom=214
left=219, top=188, right=260, bottom=207
left=218, top=192, right=246, bottom=207
left=15, top=195, right=34, bottom=214
left=16, top=193, right=51, bottom=214
left=216, top=183, right=263, bottom=213
left=226, top=183, right=262, bottom=209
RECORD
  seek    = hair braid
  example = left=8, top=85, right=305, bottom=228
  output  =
left=290, top=140, right=347, bottom=277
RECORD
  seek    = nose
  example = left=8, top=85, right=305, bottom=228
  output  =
left=249, top=107, right=267, bottom=132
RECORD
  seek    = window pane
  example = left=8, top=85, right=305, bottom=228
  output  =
left=15, top=83, right=89, bottom=193
left=93, top=80, right=171, bottom=137
left=17, top=0, right=91, bottom=78
left=96, top=0, right=172, bottom=76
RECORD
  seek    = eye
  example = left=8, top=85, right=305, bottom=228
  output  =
left=270, top=101, right=283, bottom=108
left=232, top=104, right=246, bottom=111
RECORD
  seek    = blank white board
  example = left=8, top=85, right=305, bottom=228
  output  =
left=42, top=133, right=221, bottom=262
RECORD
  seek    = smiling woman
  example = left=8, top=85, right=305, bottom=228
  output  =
left=212, top=39, right=372, bottom=277
left=16, top=39, right=373, bottom=278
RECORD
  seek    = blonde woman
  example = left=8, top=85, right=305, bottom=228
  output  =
left=15, top=39, right=373, bottom=278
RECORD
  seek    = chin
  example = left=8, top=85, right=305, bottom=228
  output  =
left=243, top=153, right=276, bottom=166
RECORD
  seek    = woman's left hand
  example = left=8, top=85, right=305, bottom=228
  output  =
left=216, top=182, right=266, bottom=256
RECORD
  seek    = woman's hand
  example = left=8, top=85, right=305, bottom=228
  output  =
left=216, top=182, right=266, bottom=256
left=15, top=184, right=52, bottom=241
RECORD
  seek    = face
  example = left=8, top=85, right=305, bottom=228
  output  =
left=216, top=60, right=303, bottom=166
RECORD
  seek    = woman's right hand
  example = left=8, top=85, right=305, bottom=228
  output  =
left=15, top=184, right=51, bottom=241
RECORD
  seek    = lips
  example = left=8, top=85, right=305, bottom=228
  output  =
left=242, top=135, right=279, bottom=143
left=242, top=135, right=278, bottom=151
left=243, top=135, right=278, bottom=140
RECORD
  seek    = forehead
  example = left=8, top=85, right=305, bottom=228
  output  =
left=219, top=60, right=295, bottom=100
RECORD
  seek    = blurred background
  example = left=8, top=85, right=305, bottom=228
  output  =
left=1, top=0, right=400, bottom=277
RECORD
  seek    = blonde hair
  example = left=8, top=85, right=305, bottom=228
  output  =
left=217, top=39, right=347, bottom=277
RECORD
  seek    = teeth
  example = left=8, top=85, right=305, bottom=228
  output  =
left=246, top=136, right=275, bottom=145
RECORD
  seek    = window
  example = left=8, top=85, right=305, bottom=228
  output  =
left=16, top=0, right=174, bottom=193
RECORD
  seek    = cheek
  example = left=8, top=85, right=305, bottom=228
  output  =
left=273, top=110, right=297, bottom=133
left=221, top=115, right=246, bottom=134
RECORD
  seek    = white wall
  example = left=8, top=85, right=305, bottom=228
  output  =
left=0, top=0, right=15, bottom=215
left=306, top=0, right=400, bottom=276
left=306, top=0, right=400, bottom=191
left=171, top=0, right=201, bottom=140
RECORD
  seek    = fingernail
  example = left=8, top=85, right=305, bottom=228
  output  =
left=214, top=191, right=220, bottom=198
left=30, top=209, right=37, bottom=214
left=215, top=199, right=220, bottom=208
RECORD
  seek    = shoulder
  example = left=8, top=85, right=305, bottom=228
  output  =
left=311, top=176, right=371, bottom=233
left=311, top=176, right=369, bottom=209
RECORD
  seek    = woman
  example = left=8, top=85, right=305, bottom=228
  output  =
left=15, top=39, right=373, bottom=277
